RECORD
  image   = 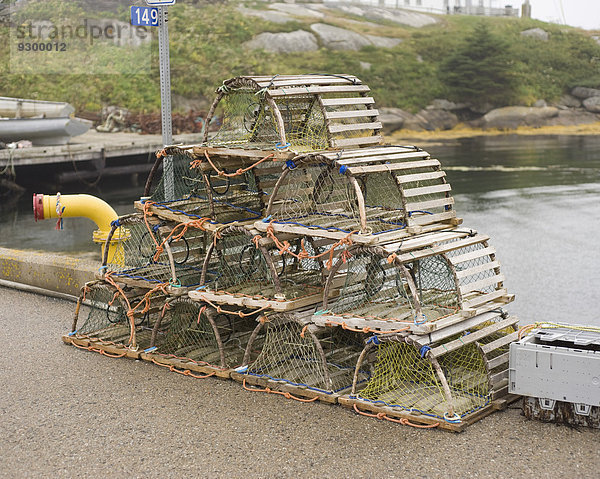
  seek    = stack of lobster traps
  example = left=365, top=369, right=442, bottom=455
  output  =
left=63, top=74, right=519, bottom=431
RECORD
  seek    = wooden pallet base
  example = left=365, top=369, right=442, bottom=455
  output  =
left=338, top=393, right=519, bottom=432
left=141, top=352, right=231, bottom=379
left=62, top=334, right=142, bottom=359
left=62, top=334, right=232, bottom=379
left=230, top=371, right=340, bottom=404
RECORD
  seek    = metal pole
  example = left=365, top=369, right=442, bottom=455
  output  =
left=158, top=5, right=174, bottom=201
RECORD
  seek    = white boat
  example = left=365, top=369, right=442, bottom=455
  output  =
left=0, top=96, right=74, bottom=119
left=0, top=117, right=92, bottom=146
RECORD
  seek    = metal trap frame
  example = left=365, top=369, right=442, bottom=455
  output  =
left=339, top=310, right=519, bottom=432
left=254, top=146, right=461, bottom=245
left=312, top=229, right=514, bottom=335
left=231, top=310, right=369, bottom=403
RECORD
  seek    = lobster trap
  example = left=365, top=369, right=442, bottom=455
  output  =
left=188, top=225, right=342, bottom=311
left=254, top=146, right=461, bottom=244
left=100, top=213, right=209, bottom=290
left=204, top=75, right=381, bottom=151
left=141, top=297, right=266, bottom=379
left=231, top=311, right=370, bottom=402
left=141, top=147, right=289, bottom=224
left=62, top=281, right=167, bottom=358
left=313, top=229, right=514, bottom=334
left=340, top=310, right=519, bottom=431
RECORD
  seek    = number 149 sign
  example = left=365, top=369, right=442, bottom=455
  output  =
left=130, top=6, right=159, bottom=27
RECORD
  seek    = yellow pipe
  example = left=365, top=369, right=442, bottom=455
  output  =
left=33, top=193, right=128, bottom=264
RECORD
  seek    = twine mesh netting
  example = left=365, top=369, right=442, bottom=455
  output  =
left=275, top=94, right=328, bottom=151
left=75, top=283, right=159, bottom=349
left=355, top=339, right=489, bottom=419
left=207, top=230, right=324, bottom=301
left=149, top=153, right=265, bottom=224
left=329, top=250, right=459, bottom=322
left=153, top=298, right=261, bottom=368
left=106, top=215, right=207, bottom=288
left=245, top=317, right=369, bottom=394
left=445, top=240, right=498, bottom=296
left=207, top=90, right=282, bottom=148
left=269, top=162, right=406, bottom=234
left=329, top=251, right=416, bottom=321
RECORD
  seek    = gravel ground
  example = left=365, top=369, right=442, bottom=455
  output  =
left=1, top=286, right=598, bottom=478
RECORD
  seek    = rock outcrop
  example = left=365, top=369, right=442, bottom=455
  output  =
left=243, top=30, right=319, bottom=53
left=482, top=106, right=559, bottom=129
left=520, top=28, right=549, bottom=41
left=309, top=23, right=400, bottom=51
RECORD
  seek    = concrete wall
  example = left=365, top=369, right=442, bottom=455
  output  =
left=0, top=247, right=98, bottom=297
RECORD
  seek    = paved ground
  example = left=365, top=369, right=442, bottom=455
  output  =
left=1, top=286, right=598, bottom=478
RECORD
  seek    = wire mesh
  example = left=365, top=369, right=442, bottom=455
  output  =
left=152, top=298, right=262, bottom=368
left=355, top=338, right=490, bottom=419
left=245, top=315, right=369, bottom=394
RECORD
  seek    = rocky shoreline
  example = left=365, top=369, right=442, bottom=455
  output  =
left=380, top=86, right=600, bottom=134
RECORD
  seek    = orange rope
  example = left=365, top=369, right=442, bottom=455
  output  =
left=265, top=222, right=356, bottom=269
left=197, top=296, right=270, bottom=318
left=352, top=404, right=439, bottom=428
left=71, top=342, right=128, bottom=358
left=323, top=320, right=409, bottom=335
left=151, top=358, right=216, bottom=379
left=242, top=379, right=319, bottom=403
left=300, top=325, right=309, bottom=338
left=199, top=151, right=274, bottom=177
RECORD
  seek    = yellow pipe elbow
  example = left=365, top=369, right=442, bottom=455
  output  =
left=33, top=193, right=127, bottom=265
left=34, top=193, right=118, bottom=234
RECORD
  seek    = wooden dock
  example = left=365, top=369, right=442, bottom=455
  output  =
left=0, top=130, right=201, bottom=168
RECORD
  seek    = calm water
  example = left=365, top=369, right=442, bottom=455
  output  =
left=1, top=135, right=599, bottom=326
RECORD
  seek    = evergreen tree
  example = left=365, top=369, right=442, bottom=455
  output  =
left=440, top=23, right=517, bottom=108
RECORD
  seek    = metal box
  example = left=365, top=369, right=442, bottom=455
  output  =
left=509, top=326, right=600, bottom=427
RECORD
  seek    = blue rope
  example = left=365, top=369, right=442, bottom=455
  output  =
left=275, top=142, right=291, bottom=150
left=285, top=160, right=297, bottom=170
left=419, top=345, right=431, bottom=358
left=339, top=165, right=348, bottom=174
left=366, top=335, right=381, bottom=346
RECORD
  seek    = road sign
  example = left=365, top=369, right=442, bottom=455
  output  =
left=145, top=0, right=176, bottom=5
left=130, top=6, right=159, bottom=27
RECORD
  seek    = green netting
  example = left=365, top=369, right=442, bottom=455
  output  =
left=355, top=338, right=490, bottom=419
left=268, top=161, right=406, bottom=235
left=276, top=94, right=329, bottom=151
left=446, top=241, right=498, bottom=295
left=244, top=316, right=368, bottom=394
left=152, top=298, right=263, bottom=368
left=328, top=248, right=459, bottom=323
left=74, top=283, right=160, bottom=350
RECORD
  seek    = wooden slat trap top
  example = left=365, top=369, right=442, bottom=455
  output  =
left=202, top=75, right=381, bottom=152
left=253, top=146, right=462, bottom=245
left=312, top=229, right=513, bottom=334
